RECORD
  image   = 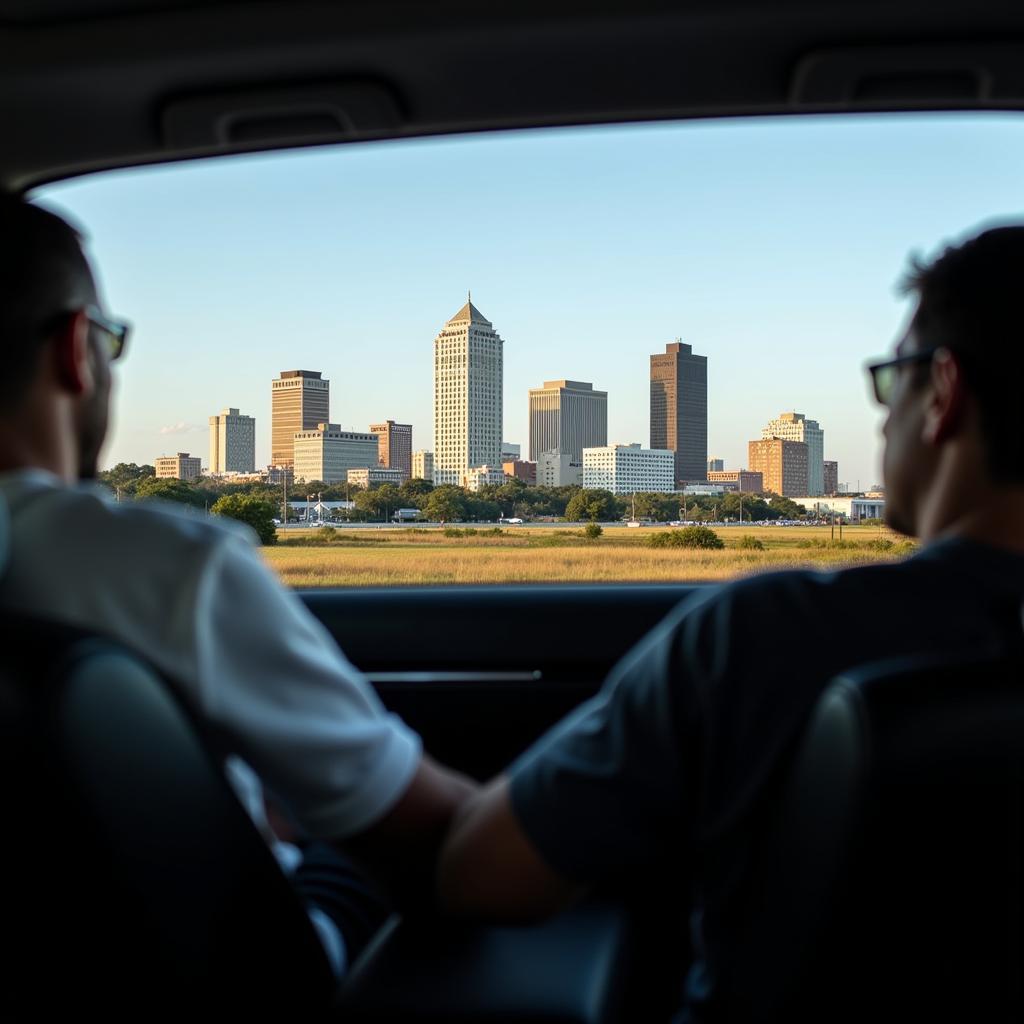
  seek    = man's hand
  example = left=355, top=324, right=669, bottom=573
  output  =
left=437, top=776, right=583, bottom=923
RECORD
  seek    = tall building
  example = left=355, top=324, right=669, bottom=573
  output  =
left=208, top=407, right=255, bottom=474
left=412, top=450, right=434, bottom=481
left=271, top=370, right=330, bottom=469
left=501, top=442, right=521, bottom=462
left=708, top=457, right=725, bottom=473
left=369, top=420, right=413, bottom=480
left=582, top=443, right=675, bottom=495
left=823, top=460, right=839, bottom=496
left=762, top=412, right=824, bottom=495
left=650, top=341, right=708, bottom=485
left=748, top=438, right=808, bottom=497
left=528, top=380, right=608, bottom=463
left=433, top=296, right=504, bottom=485
left=155, top=452, right=201, bottom=481
left=292, top=424, right=378, bottom=484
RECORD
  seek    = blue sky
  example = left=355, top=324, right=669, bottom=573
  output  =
left=35, top=112, right=1024, bottom=489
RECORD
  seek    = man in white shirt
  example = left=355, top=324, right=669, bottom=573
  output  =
left=0, top=194, right=476, bottom=975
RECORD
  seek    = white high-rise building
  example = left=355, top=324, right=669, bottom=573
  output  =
left=582, top=444, right=675, bottom=495
left=209, top=407, right=256, bottom=474
left=762, top=412, right=825, bottom=495
left=433, top=296, right=504, bottom=485
left=412, top=450, right=434, bottom=481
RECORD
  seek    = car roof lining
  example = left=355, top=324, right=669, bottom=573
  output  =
left=3, top=0, right=1024, bottom=192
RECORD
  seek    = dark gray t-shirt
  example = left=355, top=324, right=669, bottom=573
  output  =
left=508, top=538, right=1024, bottom=1018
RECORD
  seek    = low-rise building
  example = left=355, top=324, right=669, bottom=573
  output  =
left=265, top=465, right=294, bottom=486
left=682, top=484, right=725, bottom=496
left=536, top=450, right=582, bottom=487
left=582, top=443, right=675, bottom=495
left=502, top=459, right=536, bottom=485
left=794, top=496, right=886, bottom=521
left=369, top=420, right=413, bottom=480
left=412, top=450, right=434, bottom=482
left=347, top=466, right=405, bottom=489
left=292, top=424, right=379, bottom=484
left=155, top=452, right=201, bottom=481
left=461, top=465, right=507, bottom=491
left=707, top=469, right=764, bottom=493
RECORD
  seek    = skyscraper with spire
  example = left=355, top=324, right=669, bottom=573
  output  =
left=433, top=294, right=504, bottom=485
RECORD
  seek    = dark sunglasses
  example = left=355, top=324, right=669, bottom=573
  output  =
left=866, top=347, right=942, bottom=406
left=85, top=304, right=131, bottom=362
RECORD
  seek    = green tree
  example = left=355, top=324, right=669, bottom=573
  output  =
left=424, top=485, right=467, bottom=523
left=97, top=462, right=155, bottom=497
left=135, top=476, right=207, bottom=509
left=210, top=494, right=278, bottom=545
left=564, top=488, right=617, bottom=522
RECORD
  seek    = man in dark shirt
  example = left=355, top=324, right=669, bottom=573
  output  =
left=437, top=224, right=1024, bottom=1014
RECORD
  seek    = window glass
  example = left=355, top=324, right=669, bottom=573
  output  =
left=35, top=114, right=1024, bottom=586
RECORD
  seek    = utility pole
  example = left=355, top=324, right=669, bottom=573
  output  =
left=282, top=469, right=287, bottom=527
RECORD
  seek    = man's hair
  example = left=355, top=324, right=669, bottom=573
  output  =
left=0, top=193, right=93, bottom=408
left=902, top=225, right=1024, bottom=483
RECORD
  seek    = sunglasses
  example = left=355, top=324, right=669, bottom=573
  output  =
left=85, top=305, right=131, bottom=362
left=866, top=347, right=942, bottom=406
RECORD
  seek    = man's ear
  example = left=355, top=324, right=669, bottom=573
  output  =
left=921, top=348, right=967, bottom=446
left=51, top=310, right=94, bottom=396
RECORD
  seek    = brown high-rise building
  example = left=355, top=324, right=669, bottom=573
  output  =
left=369, top=420, right=413, bottom=480
left=823, top=460, right=839, bottom=496
left=650, top=341, right=708, bottom=486
left=271, top=370, right=330, bottom=468
left=748, top=438, right=808, bottom=497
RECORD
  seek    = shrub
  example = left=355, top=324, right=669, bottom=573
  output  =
left=647, top=526, right=724, bottom=550
left=317, top=525, right=337, bottom=541
left=210, top=494, right=278, bottom=545
left=583, top=522, right=603, bottom=540
left=738, top=534, right=764, bottom=550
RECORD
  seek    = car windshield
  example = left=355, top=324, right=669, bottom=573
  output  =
left=34, top=112, right=1024, bottom=586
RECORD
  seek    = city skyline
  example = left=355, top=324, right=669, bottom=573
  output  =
left=36, top=114, right=1024, bottom=487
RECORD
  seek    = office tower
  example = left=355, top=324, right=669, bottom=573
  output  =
left=369, top=420, right=413, bottom=480
left=412, top=450, right=434, bottom=481
left=762, top=412, right=824, bottom=495
left=433, top=296, right=503, bottom=485
left=748, top=438, right=808, bottom=497
left=528, top=380, right=608, bottom=463
left=292, top=424, right=378, bottom=483
left=155, top=452, right=201, bottom=481
left=501, top=442, right=521, bottom=462
left=208, top=407, right=256, bottom=474
left=823, top=460, right=838, bottom=496
left=582, top=443, right=675, bottom=495
left=650, top=341, right=708, bottom=485
left=271, top=370, right=330, bottom=469
left=708, top=457, right=725, bottom=473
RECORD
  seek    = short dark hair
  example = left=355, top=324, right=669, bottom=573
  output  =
left=902, top=225, right=1024, bottom=484
left=0, top=193, right=94, bottom=408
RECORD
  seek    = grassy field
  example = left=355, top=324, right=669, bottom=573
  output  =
left=261, top=524, right=915, bottom=587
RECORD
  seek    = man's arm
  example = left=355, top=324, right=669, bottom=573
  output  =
left=438, top=776, right=583, bottom=922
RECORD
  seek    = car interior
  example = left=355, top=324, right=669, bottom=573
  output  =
left=2, top=1, right=1024, bottom=1019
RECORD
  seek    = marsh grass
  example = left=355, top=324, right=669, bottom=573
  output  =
left=264, top=524, right=914, bottom=587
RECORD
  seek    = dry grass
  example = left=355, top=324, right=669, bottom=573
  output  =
left=261, top=524, right=914, bottom=587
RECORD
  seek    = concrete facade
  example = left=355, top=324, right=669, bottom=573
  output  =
left=292, top=424, right=378, bottom=484
left=650, top=341, right=708, bottom=485
left=762, top=412, right=824, bottom=495
left=369, top=420, right=413, bottom=480
left=347, top=466, right=405, bottom=488
left=155, top=452, right=201, bottom=481
left=536, top=450, right=581, bottom=487
left=461, top=465, right=506, bottom=492
left=502, top=459, right=537, bottom=485
left=748, top=438, right=809, bottom=497
left=434, top=298, right=504, bottom=485
left=794, top=496, right=885, bottom=520
left=582, top=443, right=675, bottom=495
left=707, top=457, right=725, bottom=473
left=823, top=460, right=839, bottom=496
left=412, top=450, right=434, bottom=481
left=271, top=370, right=330, bottom=468
left=209, top=407, right=255, bottom=474
left=528, top=379, right=608, bottom=463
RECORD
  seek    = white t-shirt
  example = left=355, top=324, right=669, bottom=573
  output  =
left=0, top=469, right=422, bottom=968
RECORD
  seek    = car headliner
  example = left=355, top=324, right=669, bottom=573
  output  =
left=2, top=1, right=1024, bottom=191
